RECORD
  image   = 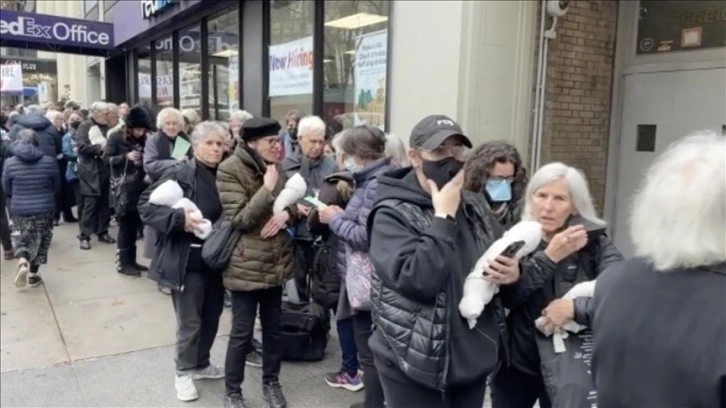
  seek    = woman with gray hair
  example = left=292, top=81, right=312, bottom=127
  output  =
left=491, top=162, right=623, bottom=408
left=138, top=121, right=229, bottom=402
left=383, top=133, right=408, bottom=168
left=227, top=110, right=254, bottom=151
left=143, top=107, right=191, bottom=293
left=545, top=131, right=725, bottom=407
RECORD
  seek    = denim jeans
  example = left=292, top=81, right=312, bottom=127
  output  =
left=336, top=316, right=359, bottom=374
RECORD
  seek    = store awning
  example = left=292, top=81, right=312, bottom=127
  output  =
left=0, top=9, right=115, bottom=57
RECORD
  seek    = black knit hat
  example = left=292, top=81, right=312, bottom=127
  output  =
left=126, top=106, right=152, bottom=130
left=242, top=117, right=281, bottom=142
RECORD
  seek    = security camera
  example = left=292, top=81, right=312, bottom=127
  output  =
left=546, top=0, right=569, bottom=17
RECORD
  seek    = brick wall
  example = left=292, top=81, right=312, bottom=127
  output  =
left=537, top=0, right=618, bottom=212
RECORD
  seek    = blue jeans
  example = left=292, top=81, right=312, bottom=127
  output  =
left=337, top=316, right=359, bottom=374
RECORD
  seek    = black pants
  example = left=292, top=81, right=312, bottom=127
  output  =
left=490, top=365, right=551, bottom=408
left=0, top=191, right=11, bottom=251
left=225, top=286, right=283, bottom=394
left=375, top=352, right=487, bottom=408
left=353, top=311, right=385, bottom=408
left=79, top=178, right=111, bottom=239
left=55, top=161, right=74, bottom=221
left=117, top=210, right=141, bottom=251
left=171, top=267, right=225, bottom=373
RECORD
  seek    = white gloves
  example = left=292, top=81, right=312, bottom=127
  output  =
left=149, top=180, right=212, bottom=240
left=459, top=221, right=543, bottom=329
left=273, top=173, right=307, bottom=214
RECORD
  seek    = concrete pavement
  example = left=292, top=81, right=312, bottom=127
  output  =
left=1, top=222, right=361, bottom=407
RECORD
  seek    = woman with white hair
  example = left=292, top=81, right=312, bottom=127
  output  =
left=227, top=110, right=254, bottom=151
left=384, top=133, right=409, bottom=167
left=545, top=132, right=725, bottom=407
left=143, top=107, right=191, bottom=294
left=490, top=162, right=623, bottom=408
left=181, top=109, right=201, bottom=136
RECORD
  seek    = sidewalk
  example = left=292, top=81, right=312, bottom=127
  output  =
left=1, top=222, right=360, bottom=407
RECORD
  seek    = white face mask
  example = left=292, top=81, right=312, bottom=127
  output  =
left=344, top=156, right=363, bottom=172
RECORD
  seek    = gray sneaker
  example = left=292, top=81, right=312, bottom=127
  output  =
left=192, top=364, right=224, bottom=380
left=246, top=350, right=263, bottom=368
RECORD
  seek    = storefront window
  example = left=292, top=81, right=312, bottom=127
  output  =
left=269, top=0, right=315, bottom=125
left=137, top=44, right=152, bottom=108
left=207, top=9, right=240, bottom=120
left=323, top=1, right=389, bottom=130
left=637, top=1, right=726, bottom=54
left=154, top=35, right=175, bottom=108
left=179, top=24, right=202, bottom=117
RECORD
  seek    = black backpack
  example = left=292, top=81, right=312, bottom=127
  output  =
left=279, top=300, right=330, bottom=361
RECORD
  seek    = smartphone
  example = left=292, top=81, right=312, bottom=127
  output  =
left=500, top=240, right=525, bottom=258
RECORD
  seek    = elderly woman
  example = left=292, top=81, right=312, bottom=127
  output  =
left=463, top=141, right=527, bottom=229
left=490, top=162, right=623, bottom=408
left=547, top=132, right=724, bottom=407
left=143, top=107, right=191, bottom=293
left=45, top=110, right=69, bottom=225
left=3, top=129, right=59, bottom=289
left=227, top=110, right=254, bottom=152
left=104, top=107, right=153, bottom=277
left=138, top=121, right=228, bottom=402
left=384, top=133, right=409, bottom=167
left=181, top=109, right=200, bottom=136
left=318, top=125, right=395, bottom=408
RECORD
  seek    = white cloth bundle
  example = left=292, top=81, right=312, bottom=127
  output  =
left=459, top=221, right=543, bottom=329
left=535, top=280, right=596, bottom=353
left=273, top=173, right=307, bottom=214
left=89, top=125, right=107, bottom=148
left=149, top=180, right=213, bottom=240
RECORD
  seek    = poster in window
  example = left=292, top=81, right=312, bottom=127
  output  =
left=268, top=36, right=313, bottom=97
left=353, top=30, right=387, bottom=130
left=228, top=55, right=239, bottom=111
left=637, top=1, right=726, bottom=55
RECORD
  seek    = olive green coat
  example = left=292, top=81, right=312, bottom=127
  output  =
left=216, top=145, right=294, bottom=292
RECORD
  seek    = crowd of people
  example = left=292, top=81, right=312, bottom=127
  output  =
left=1, top=100, right=724, bottom=408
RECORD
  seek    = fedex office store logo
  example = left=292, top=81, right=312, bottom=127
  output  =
left=0, top=16, right=111, bottom=46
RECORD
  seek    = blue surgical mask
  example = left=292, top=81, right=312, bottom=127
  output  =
left=344, top=156, right=363, bottom=173
left=485, top=179, right=512, bottom=202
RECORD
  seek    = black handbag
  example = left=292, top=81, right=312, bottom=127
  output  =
left=537, top=330, right=598, bottom=408
left=201, top=218, right=242, bottom=270
left=279, top=300, right=330, bottom=362
left=110, top=160, right=136, bottom=217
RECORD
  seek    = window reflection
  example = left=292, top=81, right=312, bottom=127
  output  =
left=137, top=44, right=152, bottom=108
left=323, top=1, right=389, bottom=130
left=269, top=0, right=315, bottom=124
left=208, top=9, right=240, bottom=121
left=154, top=35, right=175, bottom=108
left=179, top=24, right=202, bottom=118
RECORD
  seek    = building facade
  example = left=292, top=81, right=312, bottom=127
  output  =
left=2, top=0, right=724, bottom=255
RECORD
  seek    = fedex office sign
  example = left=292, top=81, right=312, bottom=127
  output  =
left=142, top=0, right=175, bottom=19
left=0, top=10, right=114, bottom=50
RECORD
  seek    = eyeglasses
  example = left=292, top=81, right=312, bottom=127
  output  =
left=488, top=176, right=515, bottom=183
left=258, top=137, right=280, bottom=147
left=422, top=144, right=471, bottom=161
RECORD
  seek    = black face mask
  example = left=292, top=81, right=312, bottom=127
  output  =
left=421, top=157, right=464, bottom=190
left=70, top=121, right=81, bottom=129
left=288, top=127, right=298, bottom=141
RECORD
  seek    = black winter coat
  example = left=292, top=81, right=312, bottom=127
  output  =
left=76, top=118, right=109, bottom=196
left=500, top=218, right=623, bottom=376
left=103, top=128, right=147, bottom=213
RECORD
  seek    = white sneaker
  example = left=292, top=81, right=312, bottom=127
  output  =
left=192, top=364, right=224, bottom=380
left=14, top=261, right=29, bottom=288
left=175, top=373, right=199, bottom=402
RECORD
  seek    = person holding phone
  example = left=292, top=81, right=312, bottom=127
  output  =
left=490, top=162, right=623, bottom=408
left=367, top=115, right=519, bottom=408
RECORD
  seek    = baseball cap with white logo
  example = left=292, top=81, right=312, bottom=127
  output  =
left=409, top=115, right=472, bottom=150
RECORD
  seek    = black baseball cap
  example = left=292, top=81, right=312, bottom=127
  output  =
left=409, top=115, right=472, bottom=150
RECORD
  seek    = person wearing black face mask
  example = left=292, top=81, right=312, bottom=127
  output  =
left=278, top=110, right=303, bottom=160
left=367, top=115, right=521, bottom=408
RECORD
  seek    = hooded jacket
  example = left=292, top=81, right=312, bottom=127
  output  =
left=216, top=145, right=296, bottom=292
left=76, top=118, right=109, bottom=196
left=8, top=114, right=60, bottom=158
left=500, top=217, right=623, bottom=376
left=2, top=140, right=59, bottom=216
left=367, top=167, right=508, bottom=390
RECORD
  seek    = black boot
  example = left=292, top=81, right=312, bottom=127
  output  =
left=263, top=382, right=287, bottom=408
left=116, top=248, right=141, bottom=277
left=130, top=246, right=148, bottom=272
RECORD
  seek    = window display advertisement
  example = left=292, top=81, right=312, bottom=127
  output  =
left=1, top=63, right=23, bottom=92
left=353, top=30, right=387, bottom=130
left=268, top=35, right=314, bottom=97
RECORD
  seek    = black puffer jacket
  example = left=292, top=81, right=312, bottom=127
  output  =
left=500, top=217, right=623, bottom=376
left=367, top=168, right=508, bottom=391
